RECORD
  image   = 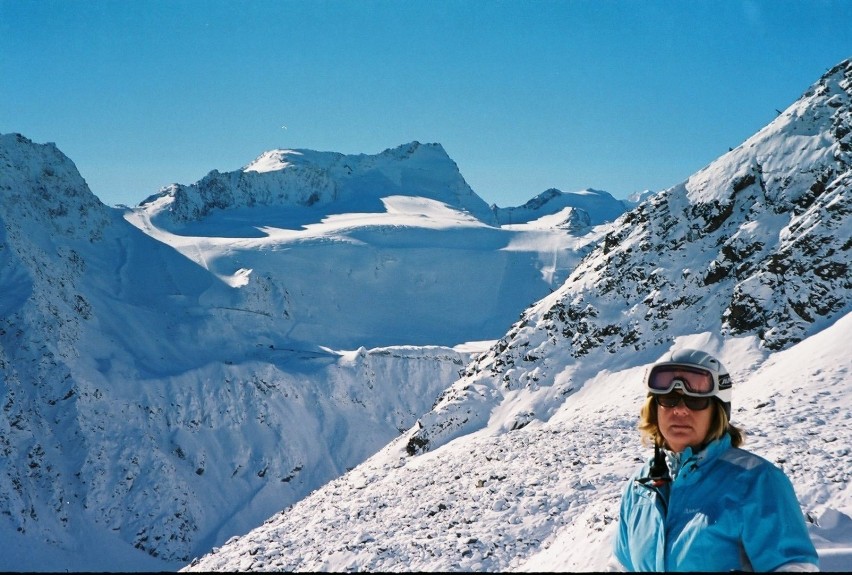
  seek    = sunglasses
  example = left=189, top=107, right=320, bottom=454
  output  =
left=654, top=392, right=712, bottom=411
left=647, top=364, right=729, bottom=397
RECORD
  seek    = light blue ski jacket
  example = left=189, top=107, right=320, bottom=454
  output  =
left=613, top=433, right=819, bottom=572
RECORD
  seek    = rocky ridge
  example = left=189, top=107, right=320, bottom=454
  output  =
left=405, top=58, right=852, bottom=456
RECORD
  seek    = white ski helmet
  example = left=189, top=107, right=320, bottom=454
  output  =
left=646, top=348, right=733, bottom=418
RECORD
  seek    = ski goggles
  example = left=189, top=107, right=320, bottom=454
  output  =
left=646, top=364, right=731, bottom=399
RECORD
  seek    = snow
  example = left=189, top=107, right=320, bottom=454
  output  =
left=242, top=149, right=298, bottom=173
left=182, top=59, right=850, bottom=572
left=123, top=184, right=606, bottom=350
left=182, top=318, right=852, bottom=572
left=1, top=58, right=851, bottom=572
left=0, top=132, right=625, bottom=570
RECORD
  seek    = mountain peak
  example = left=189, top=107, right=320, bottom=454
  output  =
left=492, top=187, right=628, bottom=226
left=0, top=132, right=111, bottom=242
left=819, top=57, right=852, bottom=85
left=243, top=149, right=308, bottom=173
left=240, top=142, right=449, bottom=176
left=140, top=141, right=494, bottom=225
left=684, top=56, right=850, bottom=210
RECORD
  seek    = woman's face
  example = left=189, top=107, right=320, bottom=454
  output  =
left=657, top=392, right=714, bottom=452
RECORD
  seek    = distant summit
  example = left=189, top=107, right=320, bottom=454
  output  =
left=491, top=187, right=629, bottom=227
left=138, top=142, right=639, bottom=234
left=140, top=141, right=497, bottom=226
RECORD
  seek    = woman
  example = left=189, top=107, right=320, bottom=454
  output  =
left=612, top=348, right=819, bottom=571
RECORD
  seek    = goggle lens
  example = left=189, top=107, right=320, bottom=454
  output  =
left=648, top=365, right=715, bottom=395
left=655, top=393, right=712, bottom=411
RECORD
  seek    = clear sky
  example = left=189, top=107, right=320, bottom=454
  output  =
left=2, top=1, right=851, bottom=208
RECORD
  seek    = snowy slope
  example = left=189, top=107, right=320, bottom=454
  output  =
left=126, top=142, right=626, bottom=350
left=125, top=194, right=606, bottom=350
left=182, top=313, right=852, bottom=572
left=0, top=132, right=625, bottom=569
left=183, top=59, right=852, bottom=572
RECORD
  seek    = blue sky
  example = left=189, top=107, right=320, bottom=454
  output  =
left=2, top=1, right=851, bottom=208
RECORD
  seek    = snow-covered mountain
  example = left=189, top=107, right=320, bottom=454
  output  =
left=126, top=141, right=627, bottom=350
left=3, top=58, right=851, bottom=572
left=182, top=59, right=852, bottom=572
left=492, top=187, right=631, bottom=227
left=140, top=141, right=498, bottom=228
left=0, top=132, right=628, bottom=568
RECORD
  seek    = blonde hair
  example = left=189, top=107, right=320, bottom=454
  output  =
left=638, top=395, right=744, bottom=449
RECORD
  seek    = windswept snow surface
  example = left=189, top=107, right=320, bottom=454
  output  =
left=183, top=315, right=852, bottom=572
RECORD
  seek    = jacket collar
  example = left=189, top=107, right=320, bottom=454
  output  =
left=665, top=433, right=733, bottom=480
